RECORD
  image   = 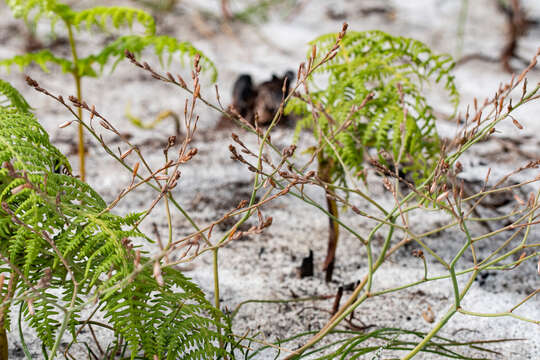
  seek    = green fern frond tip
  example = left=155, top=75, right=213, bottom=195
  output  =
left=292, top=29, right=459, bottom=183
left=0, top=78, right=32, bottom=113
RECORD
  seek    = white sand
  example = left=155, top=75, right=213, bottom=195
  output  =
left=0, top=0, right=539, bottom=358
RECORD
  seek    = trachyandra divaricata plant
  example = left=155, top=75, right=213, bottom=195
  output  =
left=1, top=0, right=216, bottom=182
left=224, top=24, right=540, bottom=359
left=0, top=12, right=539, bottom=360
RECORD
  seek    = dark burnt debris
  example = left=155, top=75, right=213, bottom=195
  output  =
left=230, top=70, right=295, bottom=126
left=297, top=250, right=314, bottom=278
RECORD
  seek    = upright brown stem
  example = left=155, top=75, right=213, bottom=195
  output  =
left=0, top=274, right=15, bottom=360
left=221, top=0, right=232, bottom=20
left=0, top=321, right=7, bottom=360
left=501, top=0, right=526, bottom=73
left=318, top=155, right=339, bottom=282
left=324, top=195, right=339, bottom=282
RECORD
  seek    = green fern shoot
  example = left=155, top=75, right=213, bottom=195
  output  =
left=0, top=79, right=229, bottom=359
left=1, top=0, right=216, bottom=181
left=287, top=30, right=459, bottom=281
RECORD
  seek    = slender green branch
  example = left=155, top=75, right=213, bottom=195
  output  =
left=230, top=295, right=333, bottom=320
left=457, top=309, right=539, bottom=325
left=402, top=306, right=458, bottom=360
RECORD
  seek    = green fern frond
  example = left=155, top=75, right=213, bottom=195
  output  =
left=233, top=0, right=298, bottom=23
left=25, top=292, right=60, bottom=349
left=6, top=0, right=63, bottom=23
left=85, top=35, right=218, bottom=81
left=290, top=30, right=459, bottom=183
left=3, top=2, right=216, bottom=81
left=0, top=79, right=31, bottom=113
left=0, top=106, right=70, bottom=173
left=101, top=266, right=228, bottom=359
left=6, top=2, right=156, bottom=37
left=0, top=50, right=74, bottom=74
left=71, top=6, right=156, bottom=35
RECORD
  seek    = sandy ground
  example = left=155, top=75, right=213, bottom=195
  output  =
left=1, top=0, right=539, bottom=358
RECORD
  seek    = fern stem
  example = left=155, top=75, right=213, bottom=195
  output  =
left=213, top=248, right=224, bottom=352
left=318, top=155, right=340, bottom=282
left=213, top=249, right=220, bottom=310
left=324, top=195, right=339, bottom=282
left=66, top=23, right=85, bottom=182
left=76, top=81, right=85, bottom=182
left=221, top=0, right=232, bottom=20
left=0, top=273, right=18, bottom=360
left=0, top=318, right=7, bottom=360
left=456, top=0, right=469, bottom=59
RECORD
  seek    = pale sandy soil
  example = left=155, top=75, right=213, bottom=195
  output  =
left=0, top=0, right=539, bottom=359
